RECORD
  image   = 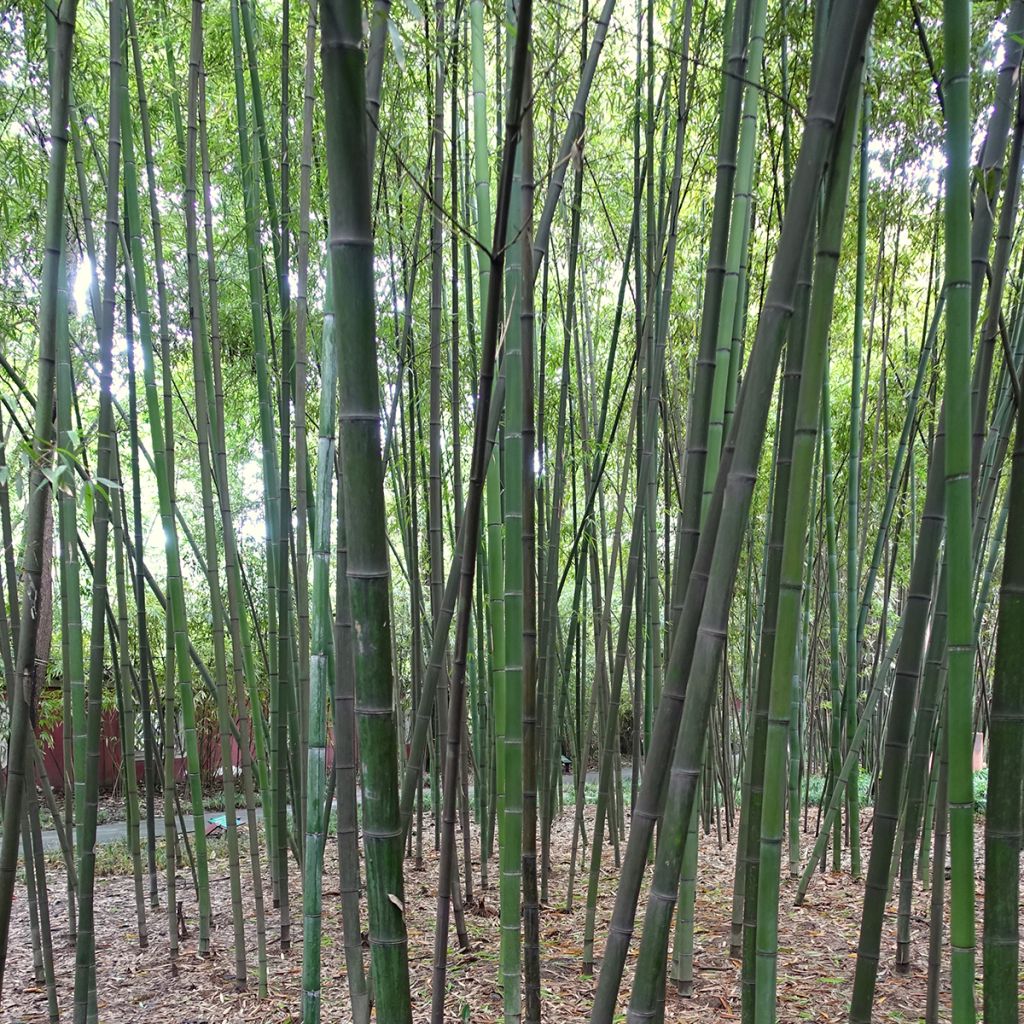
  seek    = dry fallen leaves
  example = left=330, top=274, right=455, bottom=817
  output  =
left=4, top=808, right=1003, bottom=1022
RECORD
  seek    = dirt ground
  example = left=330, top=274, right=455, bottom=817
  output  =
left=2, top=806, right=993, bottom=1023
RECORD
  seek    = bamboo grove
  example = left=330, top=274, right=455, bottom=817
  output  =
left=0, top=0, right=1023, bottom=1021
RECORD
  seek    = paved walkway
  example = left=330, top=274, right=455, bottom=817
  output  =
left=37, top=767, right=627, bottom=852
left=37, top=807, right=266, bottom=853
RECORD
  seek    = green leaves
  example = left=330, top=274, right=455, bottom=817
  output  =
left=387, top=18, right=406, bottom=71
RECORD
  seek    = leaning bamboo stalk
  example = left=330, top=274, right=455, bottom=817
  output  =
left=590, top=5, right=877, bottom=1018
left=671, top=0, right=752, bottom=603
left=752, top=66, right=861, bottom=1020
left=0, top=0, right=78, bottom=993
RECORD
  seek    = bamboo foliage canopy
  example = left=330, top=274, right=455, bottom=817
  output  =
left=0, top=2, right=1022, bottom=1024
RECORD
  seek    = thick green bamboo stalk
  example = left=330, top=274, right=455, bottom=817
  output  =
left=668, top=0, right=753, bottom=623
left=476, top=0, right=504, bottom=886
left=660, top=3, right=699, bottom=992
left=925, top=712, right=950, bottom=1024
left=890, top=12, right=1024, bottom=975
left=454, top=97, right=476, bottom=894
left=741, top=209, right=816, bottom=1009
left=753, top=71, right=860, bottom=1020
left=513, top=43, right=542, bottom=1024
left=740, top=125, right=822, bottom=1018
left=642, top=17, right=664, bottom=800
left=0, top=0, right=78, bottom=986
left=731, top=378, right=785, bottom=976
left=849, top=391, right=947, bottom=1021
left=297, top=0, right=327, bottom=1011
left=276, top=0, right=303, bottom=891
left=631, top=0, right=645, bottom=814
left=14, top=108, right=60, bottom=1000
left=427, top=0, right=448, bottom=842
left=896, top=196, right=1019, bottom=973
left=701, top=0, right=767, bottom=517
left=728, top=406, right=778, bottom=959
left=982, top=298, right=1024, bottom=1024
left=461, top=34, right=490, bottom=869
left=788, top=443, right=818, bottom=878
left=943, top=2, right=976, bottom=1018
left=502, top=25, right=526, bottom=1012
left=321, top=2, right=412, bottom=1019
left=593, top=5, right=877, bottom=1017
left=869, top=233, right=941, bottom=971
left=275, top=144, right=298, bottom=956
left=282, top=1, right=304, bottom=855
left=845, top=55, right=1023, bottom=1006
left=519, top=50, right=541, bottom=1024
left=334, top=454, right=371, bottom=1024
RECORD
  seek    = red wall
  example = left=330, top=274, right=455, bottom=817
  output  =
left=38, top=716, right=336, bottom=794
